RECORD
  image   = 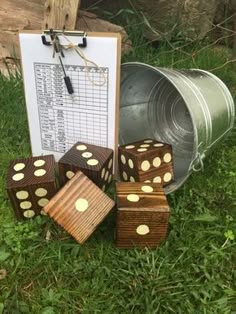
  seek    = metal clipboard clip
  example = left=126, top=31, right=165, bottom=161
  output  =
left=41, top=29, right=87, bottom=48
left=41, top=29, right=89, bottom=95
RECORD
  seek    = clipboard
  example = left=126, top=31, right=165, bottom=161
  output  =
left=19, top=30, right=121, bottom=169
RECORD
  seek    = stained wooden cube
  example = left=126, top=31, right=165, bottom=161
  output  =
left=118, top=139, right=174, bottom=186
left=116, top=182, right=170, bottom=249
left=58, top=141, right=113, bottom=191
left=44, top=171, right=115, bottom=244
left=6, top=155, right=57, bottom=219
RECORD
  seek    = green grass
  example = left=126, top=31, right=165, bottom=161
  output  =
left=0, top=32, right=236, bottom=313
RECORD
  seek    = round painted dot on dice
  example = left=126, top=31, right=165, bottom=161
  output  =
left=35, top=188, right=48, bottom=197
left=163, top=153, right=172, bottom=163
left=141, top=185, right=153, bottom=193
left=75, top=198, right=89, bottom=212
left=16, top=191, right=29, bottom=200
left=136, top=225, right=150, bottom=235
left=76, top=145, right=87, bottom=151
left=141, top=160, right=150, bottom=171
left=12, top=173, right=24, bottom=181
left=82, top=152, right=93, bottom=158
left=108, top=159, right=113, bottom=169
left=122, top=171, right=128, bottom=181
left=38, top=198, right=49, bottom=207
left=128, top=159, right=134, bottom=169
left=87, top=159, right=99, bottom=166
left=120, top=155, right=126, bottom=165
left=34, top=159, right=45, bottom=167
left=66, top=171, right=75, bottom=179
left=137, top=148, right=147, bottom=152
left=34, top=169, right=46, bottom=177
left=101, top=168, right=105, bottom=179
left=153, top=157, right=161, bottom=168
left=153, top=176, right=162, bottom=183
left=105, top=171, right=109, bottom=181
left=23, top=210, right=35, bottom=218
left=163, top=172, right=172, bottom=182
left=127, top=194, right=140, bottom=202
left=125, top=145, right=135, bottom=149
left=20, top=201, right=32, bottom=210
left=14, top=163, right=25, bottom=171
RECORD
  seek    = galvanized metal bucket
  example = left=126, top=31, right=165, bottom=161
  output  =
left=120, top=62, right=235, bottom=194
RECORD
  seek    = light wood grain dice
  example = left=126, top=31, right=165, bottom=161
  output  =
left=44, top=171, right=115, bottom=244
left=116, top=182, right=170, bottom=249
left=58, top=142, right=113, bottom=191
left=118, top=139, right=174, bottom=186
left=6, top=155, right=57, bottom=219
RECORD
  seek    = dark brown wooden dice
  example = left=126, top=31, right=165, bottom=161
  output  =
left=6, top=155, right=57, bottom=219
left=118, top=139, right=174, bottom=186
left=58, top=142, right=113, bottom=191
left=44, top=171, right=115, bottom=244
left=116, top=182, right=170, bottom=249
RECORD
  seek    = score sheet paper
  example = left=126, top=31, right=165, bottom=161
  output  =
left=19, top=32, right=120, bottom=161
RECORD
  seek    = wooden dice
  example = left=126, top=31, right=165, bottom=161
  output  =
left=58, top=142, right=113, bottom=191
left=6, top=155, right=57, bottom=219
left=44, top=171, right=115, bottom=244
left=116, top=182, right=170, bottom=248
left=118, top=139, right=174, bottom=186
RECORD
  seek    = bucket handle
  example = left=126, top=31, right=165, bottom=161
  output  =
left=191, top=152, right=205, bottom=172
left=189, top=142, right=206, bottom=172
left=189, top=141, right=206, bottom=172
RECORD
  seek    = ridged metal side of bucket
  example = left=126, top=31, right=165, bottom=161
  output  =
left=120, top=62, right=235, bottom=193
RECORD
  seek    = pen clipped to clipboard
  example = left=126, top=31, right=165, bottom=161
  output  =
left=41, top=29, right=87, bottom=94
left=41, top=29, right=107, bottom=94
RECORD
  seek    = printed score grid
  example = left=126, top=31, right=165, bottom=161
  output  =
left=35, top=62, right=109, bottom=154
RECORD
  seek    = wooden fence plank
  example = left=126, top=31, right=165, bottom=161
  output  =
left=43, top=0, right=81, bottom=30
